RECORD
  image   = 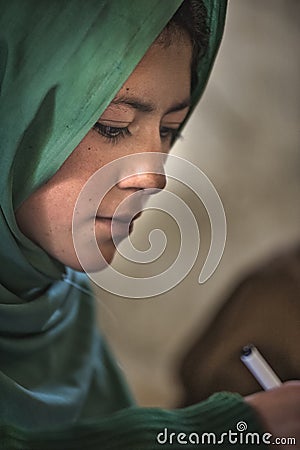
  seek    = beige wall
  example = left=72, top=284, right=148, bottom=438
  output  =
left=94, top=0, right=300, bottom=407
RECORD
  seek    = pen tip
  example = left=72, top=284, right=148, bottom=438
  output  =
left=241, top=344, right=254, bottom=357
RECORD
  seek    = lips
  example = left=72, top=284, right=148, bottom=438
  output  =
left=95, top=213, right=140, bottom=238
left=97, top=215, right=133, bottom=224
left=97, top=211, right=142, bottom=223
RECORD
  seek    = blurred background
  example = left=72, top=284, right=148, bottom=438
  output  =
left=94, top=0, right=300, bottom=407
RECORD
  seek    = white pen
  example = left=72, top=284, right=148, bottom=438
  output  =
left=241, top=344, right=282, bottom=390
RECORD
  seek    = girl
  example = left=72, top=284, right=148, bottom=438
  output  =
left=0, top=1, right=299, bottom=448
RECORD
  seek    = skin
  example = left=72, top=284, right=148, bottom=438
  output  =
left=15, top=31, right=300, bottom=447
left=245, top=382, right=300, bottom=449
left=15, top=34, right=192, bottom=271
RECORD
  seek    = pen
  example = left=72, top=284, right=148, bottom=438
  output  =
left=241, top=344, right=282, bottom=390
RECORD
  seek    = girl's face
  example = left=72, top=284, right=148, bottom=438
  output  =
left=16, top=35, right=192, bottom=271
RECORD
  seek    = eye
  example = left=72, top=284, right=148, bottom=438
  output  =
left=93, top=122, right=131, bottom=143
left=160, top=126, right=180, bottom=141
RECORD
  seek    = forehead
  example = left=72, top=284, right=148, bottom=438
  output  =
left=114, top=36, right=193, bottom=112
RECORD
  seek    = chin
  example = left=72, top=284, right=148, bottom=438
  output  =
left=62, top=243, right=117, bottom=273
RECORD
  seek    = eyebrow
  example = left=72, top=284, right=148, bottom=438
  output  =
left=111, top=95, right=191, bottom=114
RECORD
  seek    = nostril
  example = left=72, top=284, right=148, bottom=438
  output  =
left=156, top=173, right=167, bottom=191
left=142, top=172, right=166, bottom=191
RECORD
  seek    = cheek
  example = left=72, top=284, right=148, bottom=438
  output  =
left=15, top=185, right=85, bottom=271
left=15, top=132, right=118, bottom=269
left=15, top=180, right=79, bottom=249
left=16, top=185, right=118, bottom=272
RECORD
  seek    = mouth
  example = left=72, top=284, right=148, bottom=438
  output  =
left=95, top=213, right=141, bottom=237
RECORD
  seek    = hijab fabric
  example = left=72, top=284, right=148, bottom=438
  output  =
left=0, top=0, right=227, bottom=431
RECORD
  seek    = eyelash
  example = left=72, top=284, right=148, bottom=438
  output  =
left=160, top=127, right=179, bottom=141
left=93, top=123, right=131, bottom=144
left=93, top=122, right=179, bottom=144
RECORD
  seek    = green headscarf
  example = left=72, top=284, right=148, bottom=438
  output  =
left=0, top=0, right=227, bottom=445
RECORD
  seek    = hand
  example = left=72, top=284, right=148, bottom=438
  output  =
left=244, top=381, right=300, bottom=449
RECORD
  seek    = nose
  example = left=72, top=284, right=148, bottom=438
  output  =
left=117, top=152, right=167, bottom=192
